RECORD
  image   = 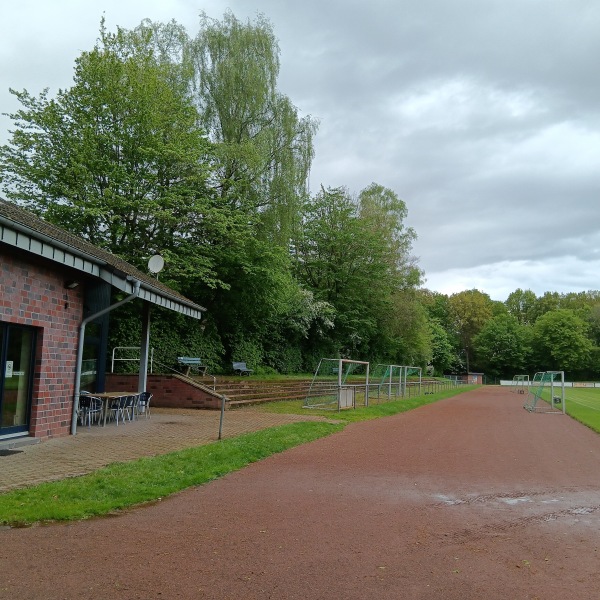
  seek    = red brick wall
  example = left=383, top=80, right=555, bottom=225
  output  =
left=105, top=373, right=225, bottom=410
left=1, top=249, right=84, bottom=438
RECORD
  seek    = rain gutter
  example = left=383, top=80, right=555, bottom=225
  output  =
left=70, top=279, right=141, bottom=435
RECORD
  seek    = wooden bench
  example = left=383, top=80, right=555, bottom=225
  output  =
left=177, top=357, right=207, bottom=376
left=232, top=361, right=253, bottom=376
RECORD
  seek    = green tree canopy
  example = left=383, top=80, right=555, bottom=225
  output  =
left=472, top=314, right=531, bottom=378
left=531, top=309, right=593, bottom=374
left=505, top=288, right=538, bottom=325
left=428, top=318, right=455, bottom=375
left=191, top=10, right=317, bottom=245
left=447, top=289, right=495, bottom=372
left=294, top=185, right=422, bottom=360
left=0, top=20, right=222, bottom=289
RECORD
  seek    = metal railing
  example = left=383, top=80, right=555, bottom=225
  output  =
left=111, top=346, right=154, bottom=373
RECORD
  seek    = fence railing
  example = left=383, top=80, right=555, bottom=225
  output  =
left=111, top=346, right=154, bottom=374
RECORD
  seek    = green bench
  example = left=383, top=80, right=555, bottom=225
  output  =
left=177, top=357, right=207, bottom=376
left=232, top=361, right=253, bottom=376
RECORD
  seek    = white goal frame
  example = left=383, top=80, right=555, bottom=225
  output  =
left=304, top=358, right=370, bottom=411
left=523, top=371, right=565, bottom=414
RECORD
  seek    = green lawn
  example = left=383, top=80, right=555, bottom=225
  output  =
left=250, top=385, right=478, bottom=422
left=528, top=386, right=600, bottom=433
left=564, top=387, right=600, bottom=433
left=0, top=385, right=476, bottom=526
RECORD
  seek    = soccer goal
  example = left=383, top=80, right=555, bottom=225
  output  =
left=366, top=365, right=423, bottom=403
left=511, top=374, right=529, bottom=395
left=304, top=358, right=370, bottom=410
left=368, top=364, right=404, bottom=403
left=523, top=371, right=565, bottom=414
left=403, top=366, right=423, bottom=398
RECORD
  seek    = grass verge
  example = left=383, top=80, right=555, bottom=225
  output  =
left=0, top=421, right=343, bottom=526
left=252, top=385, right=478, bottom=422
left=0, top=385, right=475, bottom=526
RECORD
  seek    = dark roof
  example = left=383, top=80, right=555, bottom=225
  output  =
left=0, top=199, right=205, bottom=319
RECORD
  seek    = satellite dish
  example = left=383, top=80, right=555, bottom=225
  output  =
left=148, top=255, right=165, bottom=275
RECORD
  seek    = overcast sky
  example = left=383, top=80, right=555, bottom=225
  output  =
left=2, top=0, right=600, bottom=301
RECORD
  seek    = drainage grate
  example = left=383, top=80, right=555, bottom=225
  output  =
left=0, top=449, right=23, bottom=457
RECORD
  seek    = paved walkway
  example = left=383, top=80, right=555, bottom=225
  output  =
left=0, top=408, right=328, bottom=492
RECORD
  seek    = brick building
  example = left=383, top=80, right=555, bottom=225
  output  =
left=0, top=199, right=204, bottom=442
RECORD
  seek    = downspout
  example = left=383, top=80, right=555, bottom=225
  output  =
left=70, top=279, right=141, bottom=435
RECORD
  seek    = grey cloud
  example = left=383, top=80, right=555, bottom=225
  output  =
left=2, top=0, right=600, bottom=300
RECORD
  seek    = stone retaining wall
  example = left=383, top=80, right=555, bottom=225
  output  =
left=105, top=373, right=224, bottom=410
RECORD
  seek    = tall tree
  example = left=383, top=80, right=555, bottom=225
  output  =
left=447, top=289, right=495, bottom=372
left=472, top=314, right=531, bottom=378
left=357, top=183, right=421, bottom=287
left=419, top=290, right=454, bottom=333
left=294, top=185, right=422, bottom=360
left=191, top=11, right=317, bottom=245
left=428, top=318, right=455, bottom=375
left=386, top=290, right=432, bottom=366
left=0, top=20, right=220, bottom=289
left=530, top=291, right=561, bottom=322
left=505, top=288, right=538, bottom=325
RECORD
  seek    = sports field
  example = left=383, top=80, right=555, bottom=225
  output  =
left=563, top=387, right=600, bottom=432
left=525, top=384, right=600, bottom=431
left=564, top=386, right=600, bottom=408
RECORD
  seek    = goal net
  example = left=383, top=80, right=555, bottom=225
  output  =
left=511, top=374, right=529, bottom=395
left=304, top=358, right=370, bottom=410
left=523, top=371, right=565, bottom=414
left=366, top=365, right=424, bottom=403
left=368, top=364, right=404, bottom=404
left=404, top=366, right=423, bottom=398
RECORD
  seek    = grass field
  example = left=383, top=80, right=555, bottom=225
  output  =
left=531, top=386, right=600, bottom=433
left=563, top=387, right=600, bottom=433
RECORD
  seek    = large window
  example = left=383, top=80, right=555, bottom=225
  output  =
left=0, top=323, right=36, bottom=436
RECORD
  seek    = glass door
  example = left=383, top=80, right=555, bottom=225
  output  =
left=0, top=324, right=35, bottom=436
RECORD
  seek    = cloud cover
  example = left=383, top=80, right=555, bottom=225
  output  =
left=1, top=0, right=599, bottom=301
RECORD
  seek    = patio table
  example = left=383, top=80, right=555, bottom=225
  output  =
left=91, top=391, right=139, bottom=426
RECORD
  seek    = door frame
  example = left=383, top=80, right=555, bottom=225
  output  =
left=0, top=322, right=36, bottom=437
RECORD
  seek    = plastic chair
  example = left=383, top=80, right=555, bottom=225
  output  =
left=89, top=397, right=103, bottom=426
left=107, top=395, right=128, bottom=426
left=123, top=394, right=138, bottom=422
left=137, top=392, right=153, bottom=419
left=78, top=392, right=102, bottom=428
left=78, top=394, right=91, bottom=427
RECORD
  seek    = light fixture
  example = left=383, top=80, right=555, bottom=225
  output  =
left=64, top=280, right=79, bottom=289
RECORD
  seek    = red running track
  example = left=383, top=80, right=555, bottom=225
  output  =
left=2, top=386, right=600, bottom=599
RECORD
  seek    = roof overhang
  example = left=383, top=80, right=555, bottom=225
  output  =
left=100, top=270, right=203, bottom=320
left=0, top=203, right=205, bottom=321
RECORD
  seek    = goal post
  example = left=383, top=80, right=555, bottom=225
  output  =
left=523, top=371, right=565, bottom=414
left=304, top=358, right=370, bottom=410
left=511, top=374, right=529, bottom=395
left=369, top=364, right=404, bottom=402
left=367, top=365, right=424, bottom=402
left=403, top=366, right=422, bottom=398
